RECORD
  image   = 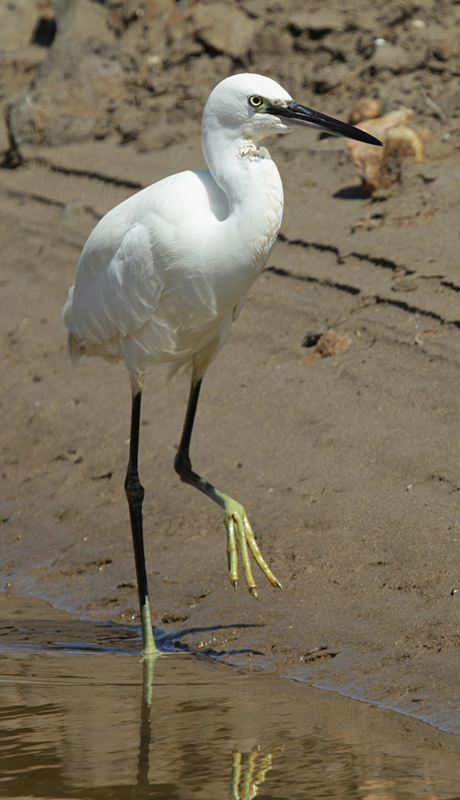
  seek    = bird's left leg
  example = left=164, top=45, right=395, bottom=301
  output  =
left=174, top=376, right=282, bottom=597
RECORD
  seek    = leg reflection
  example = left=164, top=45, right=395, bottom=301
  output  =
left=135, top=656, right=158, bottom=798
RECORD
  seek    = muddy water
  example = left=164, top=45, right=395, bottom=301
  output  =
left=1, top=594, right=460, bottom=799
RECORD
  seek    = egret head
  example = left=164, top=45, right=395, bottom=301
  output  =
left=202, top=73, right=382, bottom=148
left=202, top=73, right=294, bottom=142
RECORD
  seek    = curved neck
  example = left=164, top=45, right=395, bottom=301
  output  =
left=201, top=129, right=284, bottom=288
left=202, top=125, right=280, bottom=211
left=201, top=121, right=251, bottom=203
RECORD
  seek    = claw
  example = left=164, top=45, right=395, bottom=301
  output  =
left=223, top=499, right=281, bottom=595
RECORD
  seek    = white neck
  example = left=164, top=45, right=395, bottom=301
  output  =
left=202, top=126, right=284, bottom=236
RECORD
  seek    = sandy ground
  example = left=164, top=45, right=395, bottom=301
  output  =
left=2, top=0, right=460, bottom=735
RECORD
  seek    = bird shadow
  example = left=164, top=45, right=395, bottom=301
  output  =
left=156, top=622, right=266, bottom=659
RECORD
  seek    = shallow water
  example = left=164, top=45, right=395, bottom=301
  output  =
left=1, top=596, right=460, bottom=799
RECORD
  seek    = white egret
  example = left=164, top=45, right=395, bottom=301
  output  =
left=63, top=73, right=381, bottom=655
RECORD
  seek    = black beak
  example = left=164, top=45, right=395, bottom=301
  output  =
left=266, top=100, right=382, bottom=147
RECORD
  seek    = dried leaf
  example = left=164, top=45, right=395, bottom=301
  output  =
left=304, top=330, right=351, bottom=365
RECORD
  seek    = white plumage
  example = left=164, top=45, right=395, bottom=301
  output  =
left=63, top=75, right=288, bottom=388
left=63, top=73, right=381, bottom=655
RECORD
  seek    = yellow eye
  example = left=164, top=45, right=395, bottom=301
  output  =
left=248, top=95, right=263, bottom=108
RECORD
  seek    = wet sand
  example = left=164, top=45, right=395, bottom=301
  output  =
left=1, top=593, right=460, bottom=798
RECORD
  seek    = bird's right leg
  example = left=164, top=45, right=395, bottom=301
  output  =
left=125, top=390, right=159, bottom=656
left=174, top=376, right=282, bottom=597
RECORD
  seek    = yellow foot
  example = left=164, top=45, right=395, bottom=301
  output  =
left=224, top=499, right=282, bottom=597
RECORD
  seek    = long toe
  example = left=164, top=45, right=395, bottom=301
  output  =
left=224, top=500, right=282, bottom=595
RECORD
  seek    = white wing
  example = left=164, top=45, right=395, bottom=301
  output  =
left=67, top=221, right=163, bottom=346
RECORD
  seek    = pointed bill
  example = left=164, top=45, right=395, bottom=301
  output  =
left=267, top=100, right=383, bottom=146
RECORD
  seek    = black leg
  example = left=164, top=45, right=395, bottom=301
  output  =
left=174, top=378, right=221, bottom=502
left=173, top=377, right=201, bottom=478
left=125, top=390, right=157, bottom=655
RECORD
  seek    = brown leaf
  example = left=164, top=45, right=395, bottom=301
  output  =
left=304, top=330, right=351, bottom=365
